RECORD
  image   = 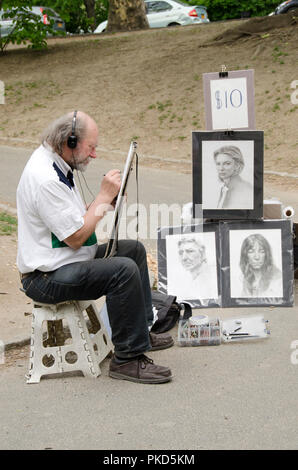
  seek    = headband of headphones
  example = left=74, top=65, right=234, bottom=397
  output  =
left=67, top=110, right=78, bottom=149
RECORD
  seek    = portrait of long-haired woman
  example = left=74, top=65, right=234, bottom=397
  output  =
left=239, top=233, right=283, bottom=297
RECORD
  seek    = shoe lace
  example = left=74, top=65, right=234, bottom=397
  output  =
left=138, top=354, right=154, bottom=369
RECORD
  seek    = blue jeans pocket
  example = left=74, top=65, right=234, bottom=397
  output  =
left=22, top=273, right=55, bottom=303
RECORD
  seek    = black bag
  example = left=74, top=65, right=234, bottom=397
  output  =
left=151, top=290, right=192, bottom=334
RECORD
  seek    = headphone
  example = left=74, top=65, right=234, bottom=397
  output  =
left=67, top=110, right=78, bottom=149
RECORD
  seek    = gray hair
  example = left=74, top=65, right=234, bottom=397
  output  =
left=41, top=112, right=87, bottom=155
left=214, top=145, right=244, bottom=174
left=178, top=237, right=207, bottom=263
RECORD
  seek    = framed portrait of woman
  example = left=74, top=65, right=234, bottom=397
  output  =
left=220, top=220, right=294, bottom=307
left=157, top=223, right=221, bottom=308
left=192, top=130, right=263, bottom=220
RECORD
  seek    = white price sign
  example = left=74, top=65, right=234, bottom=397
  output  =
left=210, top=77, right=248, bottom=129
left=203, top=70, right=255, bottom=131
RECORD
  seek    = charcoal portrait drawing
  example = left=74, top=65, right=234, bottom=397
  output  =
left=166, top=233, right=218, bottom=301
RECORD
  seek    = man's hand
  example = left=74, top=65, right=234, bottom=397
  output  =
left=99, top=169, right=121, bottom=205
left=64, top=169, right=121, bottom=250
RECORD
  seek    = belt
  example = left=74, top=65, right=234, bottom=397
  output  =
left=19, top=272, right=33, bottom=280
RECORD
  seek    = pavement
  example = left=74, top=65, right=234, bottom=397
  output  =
left=0, top=144, right=298, bottom=450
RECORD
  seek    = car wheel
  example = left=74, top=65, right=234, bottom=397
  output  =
left=167, top=23, right=180, bottom=27
left=287, top=7, right=298, bottom=13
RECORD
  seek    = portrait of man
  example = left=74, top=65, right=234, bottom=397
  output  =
left=229, top=229, right=284, bottom=299
left=178, top=236, right=206, bottom=278
left=201, top=141, right=254, bottom=211
left=165, top=232, right=218, bottom=303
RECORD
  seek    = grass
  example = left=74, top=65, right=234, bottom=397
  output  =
left=0, top=212, right=17, bottom=236
left=4, top=79, right=62, bottom=105
left=156, top=100, right=172, bottom=112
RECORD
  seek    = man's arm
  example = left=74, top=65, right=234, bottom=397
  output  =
left=64, top=169, right=121, bottom=250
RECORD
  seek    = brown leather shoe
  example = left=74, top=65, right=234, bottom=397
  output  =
left=109, top=354, right=172, bottom=384
left=149, top=331, right=174, bottom=351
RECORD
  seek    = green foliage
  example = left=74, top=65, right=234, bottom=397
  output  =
left=95, top=0, right=109, bottom=27
left=53, top=0, right=92, bottom=34
left=0, top=0, right=64, bottom=52
left=0, top=212, right=17, bottom=236
left=0, top=0, right=109, bottom=47
left=182, top=0, right=281, bottom=21
left=31, top=0, right=109, bottom=33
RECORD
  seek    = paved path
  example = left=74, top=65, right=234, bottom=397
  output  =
left=1, top=144, right=298, bottom=218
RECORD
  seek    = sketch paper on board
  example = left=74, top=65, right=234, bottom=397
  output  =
left=103, top=141, right=137, bottom=258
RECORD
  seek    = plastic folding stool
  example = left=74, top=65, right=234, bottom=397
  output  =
left=26, top=300, right=113, bottom=384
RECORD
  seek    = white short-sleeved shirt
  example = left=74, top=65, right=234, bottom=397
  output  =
left=17, top=144, right=98, bottom=273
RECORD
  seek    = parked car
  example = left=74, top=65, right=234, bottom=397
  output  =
left=30, top=6, right=66, bottom=32
left=0, top=10, right=14, bottom=37
left=0, top=6, right=65, bottom=37
left=272, top=0, right=298, bottom=15
left=94, top=0, right=209, bottom=33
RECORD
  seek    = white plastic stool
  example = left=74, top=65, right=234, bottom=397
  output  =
left=26, top=300, right=114, bottom=384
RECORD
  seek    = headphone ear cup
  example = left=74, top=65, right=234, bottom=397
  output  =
left=67, top=135, right=77, bottom=149
left=67, top=110, right=78, bottom=149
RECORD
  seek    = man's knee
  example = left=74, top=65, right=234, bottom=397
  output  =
left=117, top=256, right=140, bottom=282
left=135, top=240, right=147, bottom=259
left=118, top=239, right=147, bottom=262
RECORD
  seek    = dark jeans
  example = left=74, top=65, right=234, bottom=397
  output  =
left=21, top=240, right=153, bottom=359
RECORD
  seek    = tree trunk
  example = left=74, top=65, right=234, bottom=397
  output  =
left=84, top=0, right=96, bottom=30
left=107, top=0, right=149, bottom=32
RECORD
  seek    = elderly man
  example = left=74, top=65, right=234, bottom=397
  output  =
left=172, top=235, right=218, bottom=301
left=178, top=237, right=207, bottom=281
left=17, top=111, right=173, bottom=384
